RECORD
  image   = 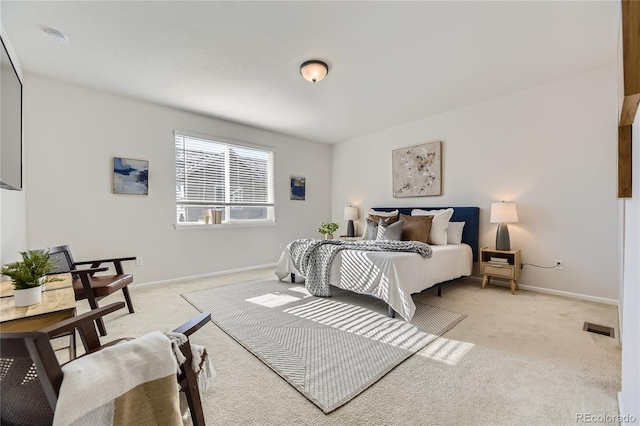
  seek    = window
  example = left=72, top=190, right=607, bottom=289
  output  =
left=175, top=132, right=275, bottom=225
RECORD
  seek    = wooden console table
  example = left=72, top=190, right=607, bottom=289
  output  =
left=0, top=273, right=76, bottom=332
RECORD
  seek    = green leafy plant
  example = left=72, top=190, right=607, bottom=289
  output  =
left=1, top=250, right=61, bottom=290
left=317, top=222, right=339, bottom=235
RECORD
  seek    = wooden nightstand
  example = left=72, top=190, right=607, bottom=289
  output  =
left=480, top=247, right=521, bottom=294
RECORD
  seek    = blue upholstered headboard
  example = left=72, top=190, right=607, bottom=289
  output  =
left=372, top=207, right=480, bottom=262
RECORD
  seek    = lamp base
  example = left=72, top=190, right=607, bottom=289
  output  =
left=347, top=220, right=355, bottom=237
left=496, top=223, right=511, bottom=251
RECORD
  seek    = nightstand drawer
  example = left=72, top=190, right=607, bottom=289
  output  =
left=482, top=264, right=515, bottom=279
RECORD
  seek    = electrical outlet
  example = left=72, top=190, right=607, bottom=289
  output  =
left=136, top=257, right=143, bottom=266
left=554, top=260, right=563, bottom=270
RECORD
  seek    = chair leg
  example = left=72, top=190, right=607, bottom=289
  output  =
left=79, top=275, right=108, bottom=336
left=95, top=317, right=107, bottom=337
left=181, top=346, right=205, bottom=426
left=69, top=331, right=77, bottom=360
left=122, top=287, right=135, bottom=314
left=85, top=293, right=107, bottom=336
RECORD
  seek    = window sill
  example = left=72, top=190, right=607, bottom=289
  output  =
left=173, top=221, right=277, bottom=230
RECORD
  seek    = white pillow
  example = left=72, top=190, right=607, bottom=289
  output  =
left=368, top=209, right=399, bottom=218
left=446, top=222, right=465, bottom=245
left=411, top=208, right=454, bottom=245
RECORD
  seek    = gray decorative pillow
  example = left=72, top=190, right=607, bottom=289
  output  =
left=364, top=217, right=394, bottom=240
left=376, top=219, right=404, bottom=241
left=364, top=218, right=378, bottom=240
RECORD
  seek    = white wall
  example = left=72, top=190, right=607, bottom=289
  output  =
left=0, top=23, right=27, bottom=265
left=1, top=188, right=26, bottom=263
left=620, top=107, right=639, bottom=423
left=23, top=74, right=332, bottom=284
left=332, top=65, right=619, bottom=300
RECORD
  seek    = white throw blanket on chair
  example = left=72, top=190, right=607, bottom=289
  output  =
left=165, top=331, right=216, bottom=418
left=54, top=331, right=182, bottom=426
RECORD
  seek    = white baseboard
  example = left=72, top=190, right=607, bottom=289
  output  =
left=134, top=263, right=277, bottom=288
left=467, top=275, right=619, bottom=306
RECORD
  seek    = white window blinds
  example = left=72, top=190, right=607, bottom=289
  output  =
left=175, top=133, right=275, bottom=224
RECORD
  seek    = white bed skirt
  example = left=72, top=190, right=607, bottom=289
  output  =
left=275, top=243, right=472, bottom=321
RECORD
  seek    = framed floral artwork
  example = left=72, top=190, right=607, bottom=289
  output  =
left=392, top=141, right=441, bottom=197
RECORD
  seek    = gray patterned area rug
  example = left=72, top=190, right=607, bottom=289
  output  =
left=182, top=279, right=466, bottom=413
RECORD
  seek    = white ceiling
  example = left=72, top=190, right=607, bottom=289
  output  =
left=1, top=1, right=619, bottom=144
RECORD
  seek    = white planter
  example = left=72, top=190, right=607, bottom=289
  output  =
left=323, top=234, right=334, bottom=240
left=14, top=285, right=43, bottom=307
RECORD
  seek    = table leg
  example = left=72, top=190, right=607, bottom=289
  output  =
left=481, top=275, right=489, bottom=289
left=510, top=279, right=516, bottom=294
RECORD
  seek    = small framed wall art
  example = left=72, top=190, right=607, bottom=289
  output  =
left=290, top=175, right=306, bottom=200
left=113, top=157, right=149, bottom=195
left=392, top=140, right=442, bottom=197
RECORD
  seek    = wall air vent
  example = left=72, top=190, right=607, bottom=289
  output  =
left=583, top=322, right=615, bottom=338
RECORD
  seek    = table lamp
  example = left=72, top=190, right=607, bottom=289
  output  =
left=490, top=202, right=518, bottom=251
left=344, top=207, right=358, bottom=237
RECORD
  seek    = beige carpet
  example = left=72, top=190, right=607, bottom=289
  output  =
left=71, top=269, right=621, bottom=425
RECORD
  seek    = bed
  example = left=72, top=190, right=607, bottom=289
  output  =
left=275, top=206, right=480, bottom=321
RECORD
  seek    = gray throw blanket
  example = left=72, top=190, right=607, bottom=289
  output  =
left=289, top=239, right=432, bottom=297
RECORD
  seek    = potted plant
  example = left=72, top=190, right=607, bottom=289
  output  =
left=1, top=250, right=60, bottom=307
left=317, top=222, right=340, bottom=240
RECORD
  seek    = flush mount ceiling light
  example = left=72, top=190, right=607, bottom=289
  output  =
left=44, top=28, right=69, bottom=44
left=300, top=60, right=329, bottom=83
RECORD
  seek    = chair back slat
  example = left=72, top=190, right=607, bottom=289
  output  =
left=47, top=245, right=77, bottom=277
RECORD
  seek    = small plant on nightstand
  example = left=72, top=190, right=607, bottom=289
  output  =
left=318, top=222, right=339, bottom=240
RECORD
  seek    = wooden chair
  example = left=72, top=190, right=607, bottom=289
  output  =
left=0, top=302, right=211, bottom=426
left=46, top=245, right=136, bottom=336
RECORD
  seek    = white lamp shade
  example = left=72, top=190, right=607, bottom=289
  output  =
left=300, top=61, right=329, bottom=83
left=343, top=206, right=358, bottom=221
left=490, top=202, right=518, bottom=223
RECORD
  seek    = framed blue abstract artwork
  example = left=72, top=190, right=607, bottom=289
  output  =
left=290, top=175, right=305, bottom=201
left=113, top=157, right=149, bottom=195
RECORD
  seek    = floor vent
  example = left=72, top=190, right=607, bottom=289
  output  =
left=583, top=322, right=615, bottom=338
